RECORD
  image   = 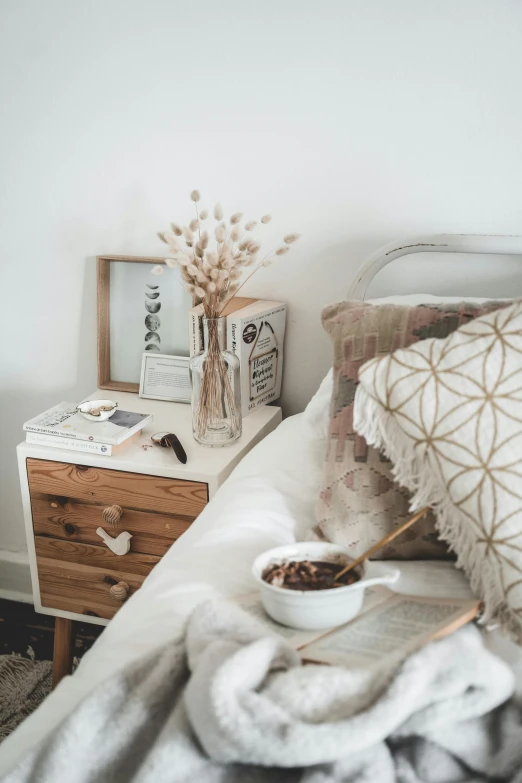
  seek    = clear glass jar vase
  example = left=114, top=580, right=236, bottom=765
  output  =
left=189, top=316, right=242, bottom=446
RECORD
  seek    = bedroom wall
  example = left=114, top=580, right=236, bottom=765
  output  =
left=2, top=0, right=522, bottom=595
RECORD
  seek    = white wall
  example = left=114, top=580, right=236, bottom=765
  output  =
left=2, top=0, right=522, bottom=573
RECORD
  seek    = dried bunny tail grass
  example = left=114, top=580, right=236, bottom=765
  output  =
left=157, top=232, right=168, bottom=244
left=200, top=230, right=209, bottom=249
left=215, top=223, right=226, bottom=242
left=183, top=226, right=194, bottom=242
left=230, top=227, right=241, bottom=242
left=284, top=233, right=300, bottom=244
left=194, top=286, right=206, bottom=298
left=206, top=251, right=219, bottom=266
left=190, top=190, right=201, bottom=202
left=189, top=218, right=199, bottom=232
left=170, top=223, right=183, bottom=236
left=163, top=231, right=180, bottom=248
left=164, top=258, right=178, bottom=268
left=196, top=269, right=209, bottom=284
left=276, top=245, right=290, bottom=255
left=195, top=243, right=204, bottom=258
left=187, top=263, right=199, bottom=276
left=230, top=212, right=243, bottom=225
left=261, top=214, right=272, bottom=224
left=207, top=281, right=217, bottom=294
left=248, top=241, right=261, bottom=254
left=214, top=203, right=224, bottom=220
left=209, top=267, right=219, bottom=280
left=199, top=209, right=208, bottom=220
left=238, top=239, right=250, bottom=251
left=244, top=220, right=257, bottom=231
left=151, top=265, right=164, bottom=275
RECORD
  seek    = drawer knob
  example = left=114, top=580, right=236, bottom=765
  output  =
left=102, top=505, right=122, bottom=527
left=109, top=581, right=129, bottom=602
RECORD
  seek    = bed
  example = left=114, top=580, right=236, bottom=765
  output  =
left=2, top=233, right=522, bottom=776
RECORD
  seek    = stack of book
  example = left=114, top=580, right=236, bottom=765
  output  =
left=189, top=297, right=286, bottom=418
left=23, top=402, right=153, bottom=456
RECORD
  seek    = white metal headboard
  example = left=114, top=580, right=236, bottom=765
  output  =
left=348, top=234, right=522, bottom=301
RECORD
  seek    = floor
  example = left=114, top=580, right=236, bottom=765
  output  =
left=0, top=599, right=104, bottom=661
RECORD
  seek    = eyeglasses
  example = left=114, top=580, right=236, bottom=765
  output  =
left=150, top=432, right=187, bottom=464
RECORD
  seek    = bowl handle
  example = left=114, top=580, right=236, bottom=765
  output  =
left=362, top=561, right=400, bottom=587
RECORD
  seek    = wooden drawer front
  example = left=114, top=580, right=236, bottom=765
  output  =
left=35, top=537, right=155, bottom=620
left=31, top=494, right=192, bottom=557
left=27, top=459, right=208, bottom=517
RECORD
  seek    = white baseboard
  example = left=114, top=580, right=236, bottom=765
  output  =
left=0, top=550, right=33, bottom=603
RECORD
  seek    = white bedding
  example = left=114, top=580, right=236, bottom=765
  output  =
left=1, top=411, right=522, bottom=776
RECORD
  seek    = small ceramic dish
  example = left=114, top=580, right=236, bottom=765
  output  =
left=76, top=399, right=118, bottom=422
left=252, top=542, right=400, bottom=630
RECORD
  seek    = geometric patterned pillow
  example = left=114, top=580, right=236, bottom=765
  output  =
left=355, top=301, right=522, bottom=641
left=317, top=299, right=513, bottom=559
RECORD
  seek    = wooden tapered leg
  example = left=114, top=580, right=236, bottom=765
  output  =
left=52, top=618, right=74, bottom=689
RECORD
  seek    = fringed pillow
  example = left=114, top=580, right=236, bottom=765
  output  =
left=316, top=299, right=510, bottom=559
left=355, top=301, right=522, bottom=642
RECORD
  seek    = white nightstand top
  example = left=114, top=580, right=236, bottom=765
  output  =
left=18, top=391, right=282, bottom=491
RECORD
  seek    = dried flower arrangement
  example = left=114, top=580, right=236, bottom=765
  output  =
left=153, top=190, right=300, bottom=313
left=154, top=190, right=300, bottom=443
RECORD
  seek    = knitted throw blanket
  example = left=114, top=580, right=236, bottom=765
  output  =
left=3, top=600, right=522, bottom=783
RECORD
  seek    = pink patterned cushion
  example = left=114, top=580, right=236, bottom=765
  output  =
left=316, top=299, right=512, bottom=558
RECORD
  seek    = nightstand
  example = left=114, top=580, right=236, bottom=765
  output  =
left=17, top=391, right=281, bottom=686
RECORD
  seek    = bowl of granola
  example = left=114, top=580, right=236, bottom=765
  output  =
left=252, top=542, right=399, bottom=630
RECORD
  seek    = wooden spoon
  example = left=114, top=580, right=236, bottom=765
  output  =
left=334, top=507, right=430, bottom=582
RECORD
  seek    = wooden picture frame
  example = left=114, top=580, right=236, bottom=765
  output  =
left=97, top=255, right=192, bottom=393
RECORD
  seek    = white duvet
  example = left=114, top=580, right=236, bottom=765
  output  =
left=2, top=406, right=522, bottom=776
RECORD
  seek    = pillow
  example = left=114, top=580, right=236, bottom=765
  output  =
left=302, top=296, right=497, bottom=442
left=316, top=298, right=512, bottom=559
left=354, top=301, right=522, bottom=641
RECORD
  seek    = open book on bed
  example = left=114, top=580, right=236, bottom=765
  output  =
left=234, top=562, right=480, bottom=669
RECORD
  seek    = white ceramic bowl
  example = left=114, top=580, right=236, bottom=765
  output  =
left=252, top=542, right=400, bottom=630
left=76, top=399, right=118, bottom=422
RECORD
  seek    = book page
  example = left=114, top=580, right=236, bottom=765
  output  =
left=302, top=595, right=479, bottom=668
left=391, top=560, right=475, bottom=600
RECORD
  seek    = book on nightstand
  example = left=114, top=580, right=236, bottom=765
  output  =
left=189, top=297, right=287, bottom=418
left=23, top=402, right=153, bottom=456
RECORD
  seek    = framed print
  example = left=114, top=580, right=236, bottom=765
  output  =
left=97, top=255, right=192, bottom=393
left=139, top=353, right=191, bottom=403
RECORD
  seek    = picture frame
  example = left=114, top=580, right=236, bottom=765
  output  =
left=139, top=353, right=191, bottom=403
left=97, top=255, right=192, bottom=393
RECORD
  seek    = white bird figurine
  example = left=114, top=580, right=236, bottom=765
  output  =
left=96, top=526, right=132, bottom=556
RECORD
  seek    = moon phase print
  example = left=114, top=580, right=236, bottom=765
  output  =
left=145, top=300, right=161, bottom=314
left=145, top=331, right=160, bottom=344
left=103, top=257, right=191, bottom=387
left=145, top=314, right=161, bottom=331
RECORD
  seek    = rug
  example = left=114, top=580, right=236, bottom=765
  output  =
left=0, top=651, right=52, bottom=742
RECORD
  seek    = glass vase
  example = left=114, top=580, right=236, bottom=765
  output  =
left=189, top=316, right=242, bottom=446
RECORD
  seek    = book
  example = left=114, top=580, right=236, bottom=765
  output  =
left=25, top=431, right=140, bottom=456
left=232, top=587, right=479, bottom=671
left=189, top=297, right=258, bottom=356
left=228, top=300, right=286, bottom=417
left=23, top=402, right=153, bottom=446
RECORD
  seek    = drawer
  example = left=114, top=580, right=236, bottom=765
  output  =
left=35, top=537, right=155, bottom=620
left=27, top=459, right=208, bottom=517
left=30, top=494, right=192, bottom=557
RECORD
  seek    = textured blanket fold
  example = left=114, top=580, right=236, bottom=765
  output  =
left=3, top=600, right=522, bottom=783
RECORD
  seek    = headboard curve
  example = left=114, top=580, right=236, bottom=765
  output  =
left=348, top=234, right=522, bottom=301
